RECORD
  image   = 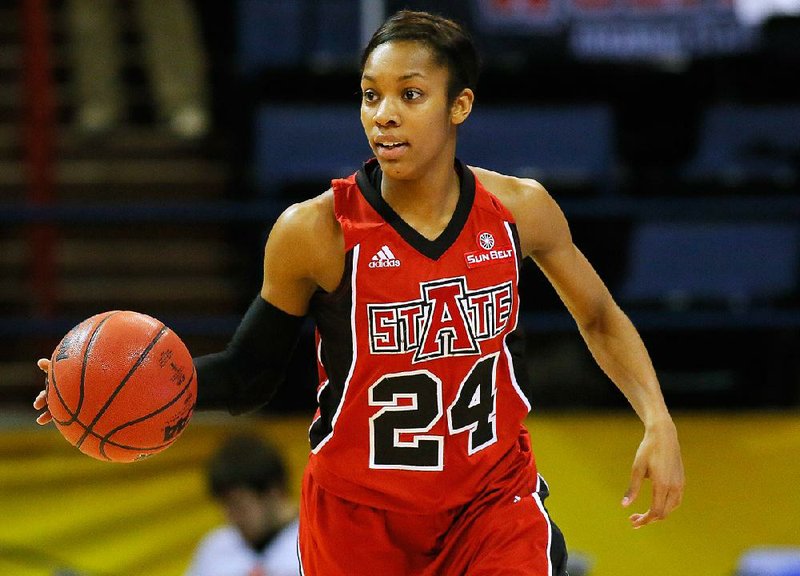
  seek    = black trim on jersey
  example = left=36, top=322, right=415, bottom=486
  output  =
left=508, top=221, right=525, bottom=270
left=308, top=251, right=356, bottom=450
left=355, top=158, right=476, bottom=261
left=536, top=476, right=570, bottom=576
left=504, top=221, right=534, bottom=407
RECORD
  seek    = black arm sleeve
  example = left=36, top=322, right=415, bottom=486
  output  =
left=193, top=296, right=305, bottom=415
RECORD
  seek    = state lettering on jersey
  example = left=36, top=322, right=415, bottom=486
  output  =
left=368, top=277, right=513, bottom=362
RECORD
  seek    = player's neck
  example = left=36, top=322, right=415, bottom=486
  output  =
left=380, top=161, right=461, bottom=241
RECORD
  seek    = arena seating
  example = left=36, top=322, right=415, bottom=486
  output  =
left=252, top=103, right=616, bottom=196
left=458, top=104, right=616, bottom=195
left=620, top=221, right=799, bottom=309
left=252, top=104, right=370, bottom=193
left=680, top=104, right=800, bottom=191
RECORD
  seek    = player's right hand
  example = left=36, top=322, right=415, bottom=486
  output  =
left=33, top=358, right=53, bottom=425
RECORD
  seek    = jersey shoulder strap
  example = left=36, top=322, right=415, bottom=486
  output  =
left=470, top=168, right=517, bottom=224
left=331, top=163, right=386, bottom=252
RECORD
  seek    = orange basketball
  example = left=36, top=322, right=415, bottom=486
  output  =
left=46, top=311, right=197, bottom=463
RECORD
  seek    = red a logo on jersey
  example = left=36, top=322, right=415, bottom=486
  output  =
left=368, top=277, right=513, bottom=362
left=417, top=280, right=479, bottom=360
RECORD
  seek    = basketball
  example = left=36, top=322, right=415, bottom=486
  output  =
left=46, top=311, right=197, bottom=463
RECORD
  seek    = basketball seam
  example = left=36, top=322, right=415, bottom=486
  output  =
left=61, top=417, right=180, bottom=461
left=73, top=312, right=118, bottom=424
left=47, top=358, right=75, bottom=426
left=75, top=324, right=170, bottom=450
left=48, top=312, right=116, bottom=426
left=98, top=365, right=197, bottom=460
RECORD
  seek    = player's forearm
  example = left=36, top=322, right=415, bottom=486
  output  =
left=194, top=296, right=305, bottom=415
left=577, top=304, right=672, bottom=427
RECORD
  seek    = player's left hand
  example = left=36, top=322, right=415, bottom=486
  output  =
left=622, top=418, right=684, bottom=528
left=33, top=358, right=53, bottom=425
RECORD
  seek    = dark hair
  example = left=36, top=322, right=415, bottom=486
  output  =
left=361, top=10, right=480, bottom=102
left=208, top=434, right=287, bottom=498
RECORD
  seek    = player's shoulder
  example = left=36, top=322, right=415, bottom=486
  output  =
left=277, top=188, right=335, bottom=229
left=468, top=165, right=553, bottom=217
left=469, top=166, right=568, bottom=257
left=267, top=189, right=344, bottom=293
left=272, top=188, right=338, bottom=244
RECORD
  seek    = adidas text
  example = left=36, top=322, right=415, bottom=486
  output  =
left=369, top=259, right=401, bottom=268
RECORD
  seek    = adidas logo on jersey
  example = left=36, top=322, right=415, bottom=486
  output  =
left=369, top=245, right=401, bottom=268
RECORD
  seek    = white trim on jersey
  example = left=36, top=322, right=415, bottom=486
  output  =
left=500, top=220, right=532, bottom=412
left=311, top=244, right=361, bottom=455
left=297, top=531, right=305, bottom=576
left=533, top=475, right=555, bottom=576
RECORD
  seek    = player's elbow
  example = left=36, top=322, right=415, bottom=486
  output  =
left=574, top=294, right=621, bottom=337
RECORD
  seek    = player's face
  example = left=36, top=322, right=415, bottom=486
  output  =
left=360, top=40, right=473, bottom=181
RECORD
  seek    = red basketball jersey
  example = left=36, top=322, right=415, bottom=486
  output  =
left=307, top=159, right=536, bottom=513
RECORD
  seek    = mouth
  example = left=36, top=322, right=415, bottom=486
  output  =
left=374, top=136, right=407, bottom=148
left=374, top=137, right=409, bottom=160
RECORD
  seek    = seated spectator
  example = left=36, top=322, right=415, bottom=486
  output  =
left=185, top=433, right=299, bottom=576
left=66, top=0, right=210, bottom=139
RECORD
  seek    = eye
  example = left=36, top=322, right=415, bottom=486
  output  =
left=362, top=89, right=378, bottom=103
left=403, top=89, right=422, bottom=101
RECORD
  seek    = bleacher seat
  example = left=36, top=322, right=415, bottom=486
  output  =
left=680, top=104, right=800, bottom=188
left=237, top=0, right=305, bottom=73
left=310, top=0, right=362, bottom=68
left=237, top=0, right=364, bottom=74
left=620, top=221, right=799, bottom=308
left=457, top=105, right=616, bottom=193
left=253, top=105, right=370, bottom=192
left=737, top=547, right=800, bottom=576
left=252, top=104, right=617, bottom=196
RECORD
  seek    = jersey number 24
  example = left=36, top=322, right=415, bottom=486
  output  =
left=369, top=353, right=499, bottom=470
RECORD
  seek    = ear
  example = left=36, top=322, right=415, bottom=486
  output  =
left=450, top=88, right=474, bottom=126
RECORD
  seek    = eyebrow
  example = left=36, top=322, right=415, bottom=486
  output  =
left=361, top=72, right=425, bottom=82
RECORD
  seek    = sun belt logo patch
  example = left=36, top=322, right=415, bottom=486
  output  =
left=465, top=232, right=513, bottom=269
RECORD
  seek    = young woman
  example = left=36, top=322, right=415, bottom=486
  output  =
left=36, top=10, right=684, bottom=575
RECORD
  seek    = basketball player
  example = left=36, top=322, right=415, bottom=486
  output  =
left=36, top=10, right=684, bottom=575
left=185, top=434, right=299, bottom=576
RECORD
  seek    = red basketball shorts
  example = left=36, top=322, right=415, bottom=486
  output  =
left=297, top=467, right=568, bottom=575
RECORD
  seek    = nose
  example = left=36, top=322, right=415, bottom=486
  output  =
left=373, top=97, right=399, bottom=127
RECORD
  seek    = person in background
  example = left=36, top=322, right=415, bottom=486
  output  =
left=66, top=0, right=210, bottom=139
left=185, top=434, right=300, bottom=576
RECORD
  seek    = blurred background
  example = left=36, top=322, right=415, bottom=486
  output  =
left=1, top=0, right=799, bottom=574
